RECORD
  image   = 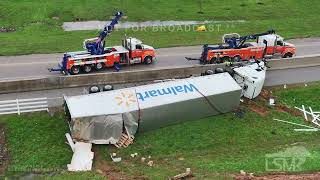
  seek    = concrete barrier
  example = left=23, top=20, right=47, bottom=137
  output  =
left=268, top=55, right=320, bottom=70
left=1, top=56, right=320, bottom=94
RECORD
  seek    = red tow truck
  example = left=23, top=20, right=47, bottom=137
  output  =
left=50, top=12, right=156, bottom=75
left=186, top=30, right=296, bottom=64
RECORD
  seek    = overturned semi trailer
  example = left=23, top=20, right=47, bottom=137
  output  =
left=64, top=72, right=242, bottom=144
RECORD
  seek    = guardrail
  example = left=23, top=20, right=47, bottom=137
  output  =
left=0, top=55, right=320, bottom=94
left=0, top=97, right=49, bottom=115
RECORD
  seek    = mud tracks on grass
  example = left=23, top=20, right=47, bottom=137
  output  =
left=0, top=123, right=8, bottom=174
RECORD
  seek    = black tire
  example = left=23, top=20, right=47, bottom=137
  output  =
left=283, top=53, right=293, bottom=58
left=83, top=65, right=92, bottom=73
left=221, top=56, right=230, bottom=63
left=70, top=66, right=80, bottom=75
left=215, top=68, right=225, bottom=74
left=95, top=62, right=104, bottom=70
left=103, top=84, right=114, bottom=91
left=233, top=56, right=241, bottom=62
left=144, top=56, right=153, bottom=64
left=205, top=69, right=214, bottom=75
left=89, top=86, right=100, bottom=94
left=210, top=57, right=217, bottom=64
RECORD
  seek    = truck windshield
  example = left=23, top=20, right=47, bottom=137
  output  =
left=277, top=41, right=284, bottom=46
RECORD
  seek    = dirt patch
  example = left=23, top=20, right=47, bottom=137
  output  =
left=275, top=105, right=303, bottom=117
left=236, top=172, right=320, bottom=180
left=246, top=100, right=270, bottom=116
left=0, top=123, right=8, bottom=174
left=0, top=27, right=16, bottom=33
left=259, top=89, right=273, bottom=100
left=93, top=147, right=148, bottom=180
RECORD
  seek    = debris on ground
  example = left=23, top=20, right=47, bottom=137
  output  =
left=0, top=27, right=16, bottom=33
left=234, top=108, right=246, bottom=118
left=65, top=133, right=94, bottom=171
left=115, top=133, right=134, bottom=148
left=240, top=170, right=246, bottom=176
left=130, top=152, right=138, bottom=158
left=272, top=118, right=319, bottom=132
left=110, top=154, right=122, bottom=163
left=295, top=105, right=320, bottom=125
left=169, top=168, right=192, bottom=180
left=141, top=157, right=146, bottom=162
left=147, top=161, right=154, bottom=167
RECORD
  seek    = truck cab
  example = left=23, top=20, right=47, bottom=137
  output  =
left=122, top=37, right=156, bottom=64
left=258, top=34, right=296, bottom=58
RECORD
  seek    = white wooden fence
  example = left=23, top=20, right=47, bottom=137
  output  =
left=0, top=97, right=49, bottom=115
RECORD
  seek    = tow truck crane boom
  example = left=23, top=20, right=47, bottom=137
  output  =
left=84, top=11, right=123, bottom=55
left=224, top=30, right=275, bottom=49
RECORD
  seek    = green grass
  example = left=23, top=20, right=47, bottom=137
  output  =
left=1, top=0, right=320, bottom=55
left=274, top=83, right=320, bottom=110
left=0, top=112, right=106, bottom=179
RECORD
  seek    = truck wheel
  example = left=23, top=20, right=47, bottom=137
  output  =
left=233, top=56, right=241, bottom=62
left=144, top=56, right=153, bottom=64
left=283, top=53, right=293, bottom=58
left=83, top=65, right=92, bottom=73
left=221, top=56, right=230, bottom=63
left=70, top=66, right=80, bottom=75
left=95, top=63, right=104, bottom=70
left=210, top=57, right=217, bottom=64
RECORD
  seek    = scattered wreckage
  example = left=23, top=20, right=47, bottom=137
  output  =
left=63, top=61, right=267, bottom=171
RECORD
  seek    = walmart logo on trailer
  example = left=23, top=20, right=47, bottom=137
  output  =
left=136, top=83, right=198, bottom=101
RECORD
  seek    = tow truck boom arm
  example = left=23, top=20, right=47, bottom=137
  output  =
left=225, top=30, right=275, bottom=48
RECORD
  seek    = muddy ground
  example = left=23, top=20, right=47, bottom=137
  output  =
left=236, top=172, right=320, bottom=180
left=0, top=123, right=8, bottom=175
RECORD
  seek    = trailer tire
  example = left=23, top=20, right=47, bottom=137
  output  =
left=233, top=56, right=241, bottom=62
left=89, top=86, right=101, bottom=94
left=70, top=66, right=80, bottom=75
left=95, top=62, right=104, bottom=70
left=103, top=84, right=114, bottom=91
left=144, top=56, right=153, bottom=64
left=283, top=53, right=293, bottom=58
left=83, top=65, right=92, bottom=73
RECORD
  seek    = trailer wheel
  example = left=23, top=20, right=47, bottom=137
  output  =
left=95, top=63, right=104, bottom=70
left=83, top=65, right=92, bottom=73
left=283, top=53, right=293, bottom=58
left=89, top=86, right=101, bottom=94
left=103, top=84, right=114, bottom=91
left=144, top=56, right=153, bottom=64
left=233, top=56, right=241, bottom=62
left=70, top=66, right=80, bottom=75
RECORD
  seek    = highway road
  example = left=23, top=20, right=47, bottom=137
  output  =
left=0, top=38, right=320, bottom=81
left=0, top=65, right=320, bottom=107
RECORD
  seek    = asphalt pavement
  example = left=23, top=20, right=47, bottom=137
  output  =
left=0, top=38, right=320, bottom=81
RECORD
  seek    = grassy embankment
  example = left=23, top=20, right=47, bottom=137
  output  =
left=0, top=83, right=320, bottom=179
left=0, top=0, right=319, bottom=55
